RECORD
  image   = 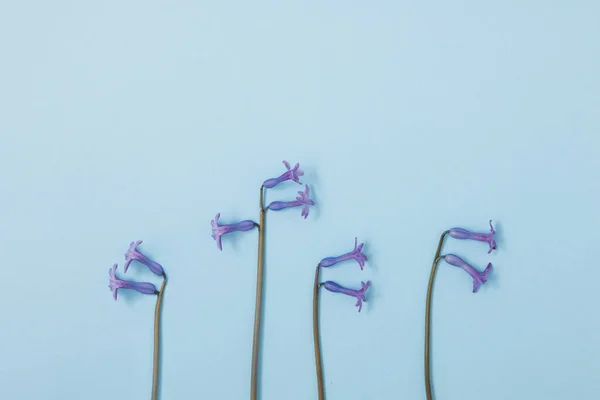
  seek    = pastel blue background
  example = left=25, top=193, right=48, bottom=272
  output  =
left=1, top=2, right=599, bottom=400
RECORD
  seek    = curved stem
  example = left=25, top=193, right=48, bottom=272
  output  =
left=251, top=186, right=266, bottom=400
left=425, top=232, right=448, bottom=400
left=152, top=274, right=167, bottom=400
left=313, top=265, right=325, bottom=400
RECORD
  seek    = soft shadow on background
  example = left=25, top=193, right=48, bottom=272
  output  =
left=0, top=1, right=599, bottom=400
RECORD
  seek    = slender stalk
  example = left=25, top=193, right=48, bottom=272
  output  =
left=313, top=265, right=325, bottom=400
left=152, top=275, right=167, bottom=400
left=251, top=186, right=266, bottom=400
left=424, top=232, right=448, bottom=400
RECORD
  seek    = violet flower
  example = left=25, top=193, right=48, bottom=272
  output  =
left=322, top=281, right=371, bottom=312
left=124, top=240, right=165, bottom=275
left=442, top=254, right=492, bottom=293
left=108, top=264, right=158, bottom=300
left=267, top=184, right=315, bottom=219
left=448, top=220, right=497, bottom=254
left=262, top=160, right=304, bottom=188
left=211, top=213, right=258, bottom=251
left=319, top=237, right=368, bottom=270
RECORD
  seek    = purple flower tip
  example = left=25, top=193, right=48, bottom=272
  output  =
left=210, top=213, right=223, bottom=250
left=487, top=219, right=497, bottom=254
left=108, top=264, right=119, bottom=300
left=297, top=185, right=315, bottom=219
left=283, top=160, right=304, bottom=184
left=211, top=212, right=257, bottom=251
left=123, top=240, right=142, bottom=273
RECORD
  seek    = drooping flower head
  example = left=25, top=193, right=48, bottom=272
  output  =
left=448, top=220, right=497, bottom=254
left=262, top=160, right=304, bottom=188
left=124, top=240, right=164, bottom=275
left=319, top=237, right=368, bottom=270
left=442, top=254, right=492, bottom=293
left=267, top=184, right=315, bottom=219
left=211, top=213, right=258, bottom=251
left=322, top=281, right=371, bottom=312
left=108, top=264, right=158, bottom=300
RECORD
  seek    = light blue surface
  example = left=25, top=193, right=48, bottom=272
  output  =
left=1, top=2, right=599, bottom=399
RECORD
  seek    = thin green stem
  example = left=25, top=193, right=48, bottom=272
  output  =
left=152, top=274, right=167, bottom=400
left=313, top=265, right=325, bottom=400
left=424, top=232, right=448, bottom=400
left=251, top=186, right=266, bottom=400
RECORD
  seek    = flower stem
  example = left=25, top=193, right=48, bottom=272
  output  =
left=251, top=186, right=266, bottom=400
left=313, top=265, right=325, bottom=400
left=424, top=232, right=448, bottom=400
left=152, top=274, right=167, bottom=400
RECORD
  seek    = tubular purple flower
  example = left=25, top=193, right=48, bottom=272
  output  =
left=322, top=280, right=371, bottom=312
left=124, top=240, right=165, bottom=276
left=319, top=237, right=368, bottom=270
left=262, top=160, right=304, bottom=188
left=211, top=213, right=258, bottom=251
left=108, top=264, right=158, bottom=300
left=442, top=254, right=492, bottom=293
left=448, top=220, right=497, bottom=254
left=267, top=184, right=315, bottom=219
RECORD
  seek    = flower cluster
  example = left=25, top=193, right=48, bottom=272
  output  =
left=441, top=220, right=497, bottom=293
left=211, top=160, right=314, bottom=250
left=108, top=240, right=165, bottom=300
left=319, top=237, right=371, bottom=312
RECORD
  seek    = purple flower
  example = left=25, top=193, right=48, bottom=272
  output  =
left=267, top=184, right=315, bottom=219
left=262, top=160, right=304, bottom=188
left=319, top=237, right=368, bottom=270
left=448, top=220, right=497, bottom=254
left=442, top=254, right=492, bottom=293
left=124, top=240, right=164, bottom=276
left=108, top=264, right=158, bottom=300
left=322, top=281, right=371, bottom=312
left=211, top=213, right=258, bottom=251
